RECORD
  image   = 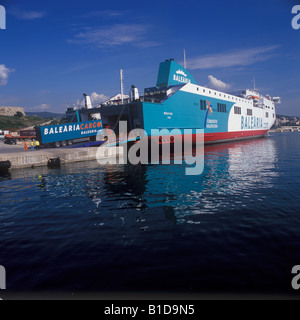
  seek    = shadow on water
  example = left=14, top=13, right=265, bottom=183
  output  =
left=0, top=170, right=11, bottom=181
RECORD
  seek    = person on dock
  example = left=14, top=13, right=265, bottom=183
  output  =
left=30, top=140, right=35, bottom=151
left=24, top=141, right=28, bottom=151
left=36, top=140, right=40, bottom=150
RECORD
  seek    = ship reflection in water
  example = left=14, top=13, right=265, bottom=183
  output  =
left=1, top=133, right=300, bottom=294
left=1, top=137, right=279, bottom=228
left=35, top=136, right=278, bottom=225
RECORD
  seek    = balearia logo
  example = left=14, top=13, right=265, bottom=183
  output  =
left=241, top=116, right=263, bottom=130
left=0, top=5, right=6, bottom=30
left=292, top=5, right=300, bottom=30
left=173, top=69, right=190, bottom=84
left=0, top=265, right=6, bottom=289
left=176, top=69, right=187, bottom=77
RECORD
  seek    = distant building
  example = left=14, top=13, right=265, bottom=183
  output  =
left=280, top=117, right=288, bottom=124
left=0, top=106, right=26, bottom=117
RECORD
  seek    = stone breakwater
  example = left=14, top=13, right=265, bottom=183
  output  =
left=0, top=147, right=123, bottom=169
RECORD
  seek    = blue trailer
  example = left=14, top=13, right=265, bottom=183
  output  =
left=35, top=120, right=103, bottom=148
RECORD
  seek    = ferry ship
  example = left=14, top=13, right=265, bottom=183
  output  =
left=68, top=59, right=280, bottom=144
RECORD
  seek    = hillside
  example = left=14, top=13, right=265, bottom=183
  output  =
left=26, top=111, right=64, bottom=119
left=0, top=115, right=49, bottom=131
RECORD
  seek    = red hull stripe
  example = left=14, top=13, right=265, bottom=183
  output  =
left=204, top=130, right=268, bottom=142
left=151, top=130, right=268, bottom=144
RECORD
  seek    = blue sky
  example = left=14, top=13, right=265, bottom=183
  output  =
left=0, top=0, right=299, bottom=115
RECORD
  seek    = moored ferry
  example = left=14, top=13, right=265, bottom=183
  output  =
left=68, top=59, right=281, bottom=144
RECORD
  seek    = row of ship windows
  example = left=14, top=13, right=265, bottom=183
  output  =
left=199, top=102, right=274, bottom=118
left=234, top=106, right=274, bottom=118
left=196, top=87, right=251, bottom=104
left=196, top=87, right=274, bottom=110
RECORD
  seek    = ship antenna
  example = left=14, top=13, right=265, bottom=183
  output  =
left=120, top=69, right=124, bottom=104
left=183, top=49, right=187, bottom=69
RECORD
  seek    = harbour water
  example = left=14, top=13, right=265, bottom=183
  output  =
left=0, top=132, right=300, bottom=296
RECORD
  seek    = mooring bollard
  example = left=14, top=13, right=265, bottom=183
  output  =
left=47, top=157, right=61, bottom=168
left=0, top=160, right=11, bottom=173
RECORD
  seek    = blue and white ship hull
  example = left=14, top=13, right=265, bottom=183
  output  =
left=76, top=59, right=279, bottom=144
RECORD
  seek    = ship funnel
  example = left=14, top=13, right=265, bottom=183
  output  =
left=130, top=85, right=139, bottom=101
left=83, top=93, right=93, bottom=109
left=156, top=59, right=197, bottom=88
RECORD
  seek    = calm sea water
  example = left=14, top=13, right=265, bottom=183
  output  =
left=0, top=132, right=300, bottom=295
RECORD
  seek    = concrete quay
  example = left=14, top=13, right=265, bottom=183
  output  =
left=0, top=146, right=123, bottom=169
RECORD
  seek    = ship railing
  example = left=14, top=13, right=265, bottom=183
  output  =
left=100, top=95, right=164, bottom=106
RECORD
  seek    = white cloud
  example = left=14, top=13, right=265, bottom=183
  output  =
left=90, top=92, right=109, bottom=104
left=69, top=24, right=158, bottom=48
left=76, top=92, right=109, bottom=107
left=207, top=75, right=230, bottom=91
left=0, top=65, right=13, bottom=86
left=82, top=10, right=128, bottom=19
left=187, top=46, right=279, bottom=70
left=29, top=104, right=50, bottom=111
left=11, top=9, right=45, bottom=20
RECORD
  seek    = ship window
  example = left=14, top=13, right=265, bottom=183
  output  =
left=266, top=112, right=269, bottom=118
left=217, top=103, right=227, bottom=113
left=203, top=89, right=205, bottom=93
left=234, top=106, right=241, bottom=115
left=247, top=109, right=252, bottom=116
left=273, top=114, right=275, bottom=118
left=200, top=99, right=207, bottom=111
